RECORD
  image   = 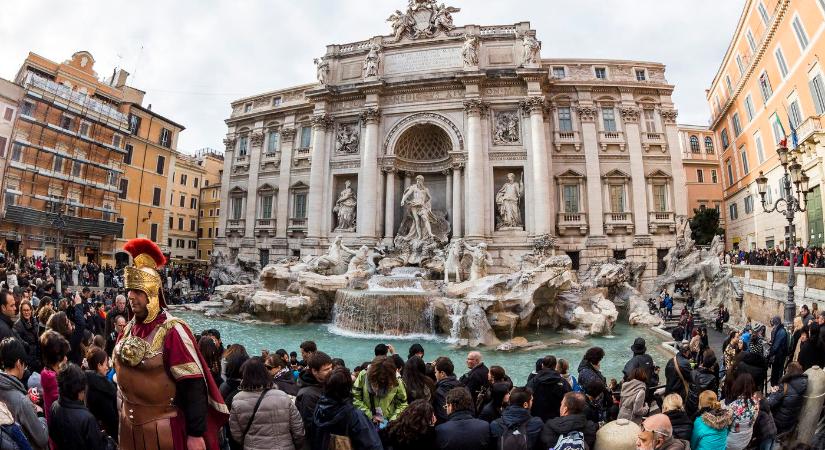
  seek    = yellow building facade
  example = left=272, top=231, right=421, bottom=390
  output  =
left=707, top=0, right=825, bottom=250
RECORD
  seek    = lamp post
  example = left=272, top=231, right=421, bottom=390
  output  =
left=52, top=205, right=66, bottom=293
left=755, top=145, right=811, bottom=326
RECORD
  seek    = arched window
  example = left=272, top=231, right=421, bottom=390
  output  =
left=704, top=136, right=714, bottom=153
left=689, top=135, right=700, bottom=152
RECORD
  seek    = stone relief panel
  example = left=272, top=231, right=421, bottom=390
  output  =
left=492, top=110, right=521, bottom=145
left=335, top=123, right=360, bottom=155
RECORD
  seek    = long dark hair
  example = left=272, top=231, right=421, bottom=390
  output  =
left=386, top=399, right=434, bottom=444
left=198, top=336, right=221, bottom=377
left=729, top=373, right=755, bottom=402
left=367, top=356, right=398, bottom=397
left=402, top=356, right=433, bottom=401
left=240, top=357, right=272, bottom=391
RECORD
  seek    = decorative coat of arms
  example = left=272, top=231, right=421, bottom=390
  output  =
left=387, top=0, right=461, bottom=42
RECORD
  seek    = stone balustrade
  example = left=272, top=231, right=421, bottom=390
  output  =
left=728, top=264, right=825, bottom=324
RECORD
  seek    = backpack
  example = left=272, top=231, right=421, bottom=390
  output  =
left=552, top=431, right=588, bottom=450
left=0, top=423, right=32, bottom=450
left=499, top=421, right=529, bottom=450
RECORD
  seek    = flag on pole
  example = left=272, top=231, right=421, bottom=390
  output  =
left=775, top=113, right=788, bottom=147
left=787, top=113, right=799, bottom=149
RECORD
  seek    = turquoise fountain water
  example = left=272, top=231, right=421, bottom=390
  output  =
left=175, top=310, right=670, bottom=385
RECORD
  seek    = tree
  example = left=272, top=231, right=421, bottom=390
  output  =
left=690, top=208, right=724, bottom=245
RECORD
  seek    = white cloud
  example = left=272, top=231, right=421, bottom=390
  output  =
left=0, top=0, right=742, bottom=151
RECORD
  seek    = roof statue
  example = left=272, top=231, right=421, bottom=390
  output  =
left=387, top=0, right=461, bottom=42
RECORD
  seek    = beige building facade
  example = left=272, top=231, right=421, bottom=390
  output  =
left=167, top=154, right=205, bottom=261
left=707, top=0, right=825, bottom=250
left=0, top=79, right=25, bottom=217
left=216, top=1, right=687, bottom=286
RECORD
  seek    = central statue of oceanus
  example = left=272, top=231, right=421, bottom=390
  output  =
left=393, top=175, right=450, bottom=265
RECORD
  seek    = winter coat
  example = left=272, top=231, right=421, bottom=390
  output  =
left=381, top=425, right=436, bottom=450
left=489, top=406, right=543, bottom=450
left=617, top=379, right=649, bottom=424
left=12, top=318, right=41, bottom=373
left=798, top=339, right=825, bottom=371
left=690, top=408, right=732, bottom=450
left=577, top=360, right=606, bottom=388
left=64, top=305, right=86, bottom=365
left=433, top=375, right=461, bottom=424
left=295, top=370, right=324, bottom=436
left=685, top=367, right=719, bottom=416
left=48, top=397, right=110, bottom=450
left=0, top=372, right=47, bottom=450
left=768, top=324, right=789, bottom=364
left=459, top=363, right=489, bottom=405
left=622, top=353, right=659, bottom=387
left=219, top=378, right=242, bottom=410
left=0, top=314, right=21, bottom=343
left=752, top=398, right=777, bottom=442
left=767, top=372, right=808, bottom=434
left=665, top=353, right=693, bottom=399
left=664, top=409, right=693, bottom=441
left=526, top=369, right=570, bottom=422
left=311, top=396, right=382, bottom=450
left=434, top=410, right=491, bottom=450
left=658, top=439, right=690, bottom=450
left=351, top=370, right=408, bottom=421
left=40, top=369, right=57, bottom=428
left=229, top=388, right=305, bottom=450
left=539, top=413, right=597, bottom=449
left=274, top=369, right=299, bottom=396
left=736, top=351, right=767, bottom=388
left=84, top=370, right=118, bottom=438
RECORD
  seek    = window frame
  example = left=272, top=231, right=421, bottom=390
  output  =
left=774, top=46, right=789, bottom=79
left=792, top=14, right=810, bottom=51
left=696, top=169, right=704, bottom=183
left=705, top=136, right=714, bottom=153
left=594, top=67, right=608, bottom=80
left=689, top=135, right=701, bottom=153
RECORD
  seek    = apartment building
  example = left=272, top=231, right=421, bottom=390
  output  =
left=677, top=125, right=725, bottom=224
left=0, top=79, right=25, bottom=217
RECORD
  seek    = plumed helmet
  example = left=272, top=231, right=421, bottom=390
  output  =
left=122, top=238, right=167, bottom=324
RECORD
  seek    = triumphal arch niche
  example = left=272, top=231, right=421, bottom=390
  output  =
left=220, top=0, right=686, bottom=284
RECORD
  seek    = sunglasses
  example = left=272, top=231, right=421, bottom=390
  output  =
left=641, top=424, right=671, bottom=439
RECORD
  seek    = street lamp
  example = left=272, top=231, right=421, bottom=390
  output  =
left=52, top=204, right=66, bottom=293
left=756, top=146, right=812, bottom=326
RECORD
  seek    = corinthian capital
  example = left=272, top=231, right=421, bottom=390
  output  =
left=463, top=99, right=489, bottom=117
left=280, top=128, right=297, bottom=142
left=660, top=109, right=678, bottom=125
left=576, top=106, right=598, bottom=123
left=619, top=106, right=641, bottom=123
left=222, top=137, right=237, bottom=151
left=249, top=131, right=265, bottom=148
left=519, top=96, right=548, bottom=115
left=360, top=107, right=381, bottom=124
left=311, top=114, right=335, bottom=130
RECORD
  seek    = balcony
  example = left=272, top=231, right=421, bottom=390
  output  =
left=255, top=218, right=276, bottom=235
left=227, top=219, right=245, bottom=236
left=641, top=132, right=668, bottom=152
left=604, top=212, right=634, bottom=235
left=23, top=73, right=128, bottom=126
left=556, top=212, right=587, bottom=236
left=288, top=217, right=308, bottom=231
left=649, top=211, right=676, bottom=234
left=553, top=131, right=582, bottom=151
left=598, top=131, right=626, bottom=151
left=797, top=115, right=822, bottom=146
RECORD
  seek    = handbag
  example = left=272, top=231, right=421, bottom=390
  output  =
left=673, top=356, right=689, bottom=399
left=240, top=389, right=270, bottom=448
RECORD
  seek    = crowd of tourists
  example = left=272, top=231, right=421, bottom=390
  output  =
left=723, top=246, right=825, bottom=267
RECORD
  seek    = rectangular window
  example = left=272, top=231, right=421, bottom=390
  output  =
left=300, top=127, right=312, bottom=148
left=159, top=128, right=172, bottom=148
left=609, top=185, right=625, bottom=212
left=810, top=73, right=825, bottom=115
left=729, top=203, right=738, bottom=220
left=194, top=178, right=199, bottom=188
left=112, top=134, right=122, bottom=149
left=178, top=217, right=184, bottom=229
left=238, top=136, right=249, bottom=156
left=60, top=114, right=73, bottom=130
left=150, top=223, right=158, bottom=242
left=744, top=95, right=755, bottom=122
left=53, top=155, right=64, bottom=173
left=758, top=1, right=770, bottom=25
left=71, top=161, right=81, bottom=177
left=746, top=30, right=757, bottom=53
left=557, top=107, right=572, bottom=132
left=190, top=198, right=197, bottom=209
left=740, top=146, right=750, bottom=174
left=11, top=143, right=23, bottom=161
left=244, top=103, right=252, bottom=113
left=562, top=185, right=578, bottom=213
left=653, top=185, right=667, bottom=212
left=595, top=67, right=607, bottom=79
left=744, top=195, right=754, bottom=214
left=293, top=193, right=307, bottom=218
left=697, top=169, right=704, bottom=183
left=635, top=69, right=646, bottom=81
left=78, top=121, right=90, bottom=137
left=198, top=228, right=203, bottom=238
left=124, top=144, right=133, bottom=165
left=128, top=114, right=141, bottom=135
left=260, top=249, right=270, bottom=268
left=169, top=216, right=174, bottom=229
left=267, top=131, right=280, bottom=154
left=755, top=132, right=765, bottom=164
left=190, top=219, right=196, bottom=231
left=179, top=195, right=185, bottom=208
left=156, top=155, right=165, bottom=174
left=789, top=99, right=802, bottom=128
left=232, top=198, right=243, bottom=220
left=0, top=136, right=6, bottom=158
left=208, top=228, right=212, bottom=238
left=602, top=108, right=616, bottom=132
left=721, top=129, right=730, bottom=149
left=261, top=195, right=273, bottom=219
left=711, top=169, right=718, bottom=184
left=732, top=112, right=742, bottom=136
left=759, top=72, right=773, bottom=103
left=180, top=174, right=187, bottom=185
left=552, top=67, right=566, bottom=78
left=152, top=187, right=161, bottom=207
left=643, top=109, right=656, bottom=132
left=726, top=76, right=734, bottom=96
left=3, top=107, right=12, bottom=121
left=775, top=48, right=789, bottom=78
left=736, top=54, right=745, bottom=75
left=20, top=101, right=33, bottom=116
left=272, top=97, right=282, bottom=106
left=726, top=159, right=734, bottom=185
left=792, top=16, right=809, bottom=50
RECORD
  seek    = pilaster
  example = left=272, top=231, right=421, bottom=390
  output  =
left=357, top=107, right=381, bottom=242
left=464, top=99, right=488, bottom=239
left=578, top=105, right=605, bottom=236
left=520, top=96, right=552, bottom=235
left=244, top=130, right=265, bottom=238
left=620, top=106, right=651, bottom=237
left=662, top=108, right=688, bottom=217
left=307, top=114, right=333, bottom=238
left=276, top=127, right=297, bottom=239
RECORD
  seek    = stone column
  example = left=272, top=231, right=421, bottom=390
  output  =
left=357, top=108, right=381, bottom=242
left=578, top=105, right=606, bottom=240
left=217, top=136, right=236, bottom=244
left=244, top=130, right=265, bottom=238
left=521, top=97, right=552, bottom=235
left=620, top=106, right=650, bottom=236
left=452, top=163, right=463, bottom=238
left=384, top=168, right=396, bottom=240
left=307, top=114, right=333, bottom=238
left=464, top=100, right=488, bottom=239
left=661, top=108, right=688, bottom=217
left=276, top=128, right=296, bottom=239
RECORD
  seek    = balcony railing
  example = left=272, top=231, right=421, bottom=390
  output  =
left=604, top=212, right=634, bottom=235
left=289, top=217, right=308, bottom=229
left=556, top=212, right=587, bottom=236
left=797, top=115, right=822, bottom=145
left=227, top=219, right=245, bottom=235
left=256, top=218, right=276, bottom=228
left=641, top=132, right=667, bottom=151
left=553, top=130, right=581, bottom=151
left=649, top=211, right=676, bottom=234
left=598, top=131, right=626, bottom=151
left=23, top=73, right=128, bottom=124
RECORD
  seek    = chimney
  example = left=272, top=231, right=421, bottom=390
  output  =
left=115, top=69, right=130, bottom=88
left=147, top=104, right=152, bottom=110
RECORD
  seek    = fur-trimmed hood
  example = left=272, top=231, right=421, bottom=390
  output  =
left=700, top=408, right=732, bottom=430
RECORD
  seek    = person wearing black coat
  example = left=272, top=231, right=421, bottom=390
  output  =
left=297, top=351, right=333, bottom=443
left=489, top=388, right=544, bottom=450
left=84, top=347, right=117, bottom=439
left=734, top=350, right=768, bottom=390
left=767, top=362, right=808, bottom=435
left=459, top=352, right=489, bottom=405
left=0, top=290, right=23, bottom=345
left=540, top=393, right=597, bottom=449
left=527, top=355, right=570, bottom=422
left=622, top=338, right=659, bottom=387
left=13, top=303, right=41, bottom=373
left=662, top=394, right=693, bottom=442
left=49, top=363, right=111, bottom=450
left=478, top=382, right=509, bottom=422
left=798, top=323, right=825, bottom=371
left=767, top=316, right=790, bottom=385
left=435, top=387, right=490, bottom=450
left=664, top=344, right=693, bottom=400
left=685, top=354, right=719, bottom=417
left=312, top=367, right=382, bottom=450
left=433, top=358, right=462, bottom=425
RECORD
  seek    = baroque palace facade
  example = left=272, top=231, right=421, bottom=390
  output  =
left=216, top=0, right=687, bottom=284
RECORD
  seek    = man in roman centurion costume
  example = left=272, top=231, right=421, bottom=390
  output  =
left=114, top=238, right=228, bottom=450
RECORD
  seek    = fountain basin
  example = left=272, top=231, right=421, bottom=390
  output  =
left=332, top=289, right=437, bottom=336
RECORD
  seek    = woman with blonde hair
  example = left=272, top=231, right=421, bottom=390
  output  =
left=690, top=390, right=732, bottom=450
left=662, top=393, right=692, bottom=440
left=788, top=316, right=805, bottom=364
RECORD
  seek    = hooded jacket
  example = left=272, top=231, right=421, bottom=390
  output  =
left=539, top=413, right=597, bottom=449
left=685, top=367, right=718, bottom=416
left=622, top=338, right=659, bottom=386
left=434, top=409, right=491, bottom=450
left=311, top=396, right=382, bottom=450
left=434, top=375, right=462, bottom=424
left=665, top=409, right=693, bottom=441
left=527, top=369, right=570, bottom=422
left=489, top=406, right=543, bottom=450
left=0, top=371, right=48, bottom=450
left=351, top=369, right=408, bottom=421
left=664, top=352, right=693, bottom=399
left=767, top=372, right=808, bottom=434
left=690, top=407, right=732, bottom=450
left=295, top=370, right=324, bottom=437
left=576, top=359, right=606, bottom=388
left=49, top=396, right=110, bottom=450
left=617, top=379, right=649, bottom=424
left=735, top=351, right=767, bottom=388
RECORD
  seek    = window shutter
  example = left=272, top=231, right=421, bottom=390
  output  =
left=810, top=76, right=825, bottom=115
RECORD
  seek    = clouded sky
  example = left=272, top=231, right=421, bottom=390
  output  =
left=0, top=0, right=743, bottom=153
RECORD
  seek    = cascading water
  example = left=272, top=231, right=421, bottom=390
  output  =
left=448, top=302, right=466, bottom=342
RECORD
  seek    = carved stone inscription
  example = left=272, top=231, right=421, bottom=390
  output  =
left=383, top=89, right=463, bottom=105
left=384, top=47, right=462, bottom=75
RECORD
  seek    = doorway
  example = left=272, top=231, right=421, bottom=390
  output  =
left=807, top=185, right=823, bottom=247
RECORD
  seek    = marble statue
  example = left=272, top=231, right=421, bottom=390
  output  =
left=493, top=111, right=520, bottom=144
left=314, top=57, right=329, bottom=85
left=462, top=35, right=479, bottom=68
left=387, top=10, right=414, bottom=42
left=363, top=43, right=381, bottom=78
left=388, top=1, right=460, bottom=41
left=333, top=181, right=357, bottom=232
left=336, top=123, right=359, bottom=154
left=347, top=245, right=371, bottom=273
left=444, top=239, right=464, bottom=283
left=496, top=173, right=524, bottom=229
left=310, top=235, right=355, bottom=275
left=432, top=4, right=460, bottom=33
left=465, top=242, right=492, bottom=280
left=521, top=34, right=541, bottom=66
left=400, top=175, right=435, bottom=241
